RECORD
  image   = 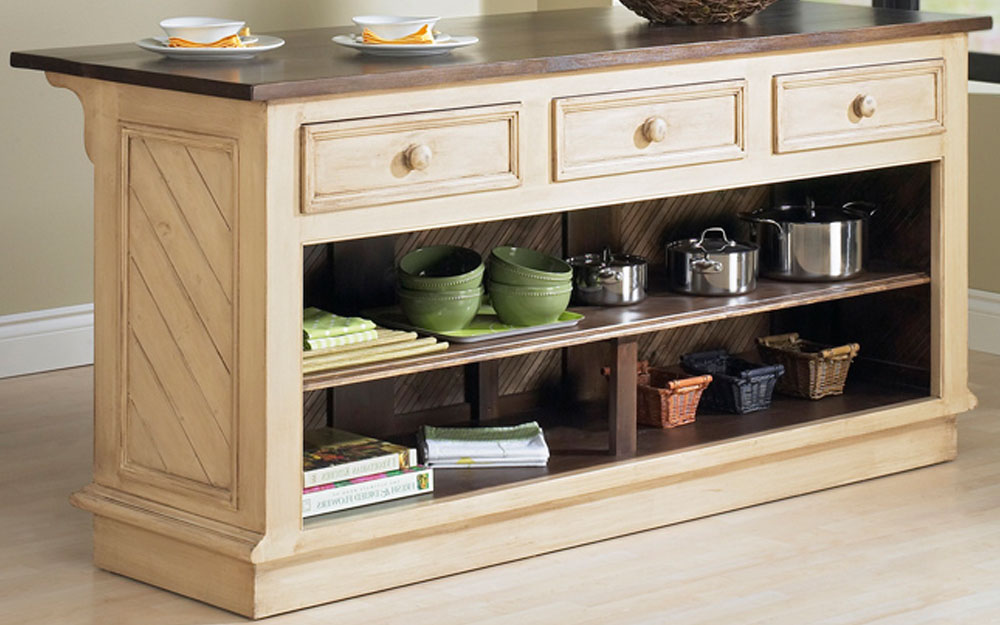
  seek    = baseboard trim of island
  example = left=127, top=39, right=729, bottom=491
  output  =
left=252, top=414, right=955, bottom=618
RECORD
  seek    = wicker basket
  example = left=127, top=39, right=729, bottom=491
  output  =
left=601, top=361, right=712, bottom=428
left=680, top=349, right=784, bottom=414
left=638, top=366, right=713, bottom=428
left=619, top=0, right=779, bottom=24
left=756, top=333, right=860, bottom=400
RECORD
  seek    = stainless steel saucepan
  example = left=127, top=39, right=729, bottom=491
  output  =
left=666, top=227, right=758, bottom=296
left=566, top=249, right=647, bottom=306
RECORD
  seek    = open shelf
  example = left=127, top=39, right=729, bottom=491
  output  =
left=302, top=270, right=930, bottom=391
left=302, top=376, right=927, bottom=528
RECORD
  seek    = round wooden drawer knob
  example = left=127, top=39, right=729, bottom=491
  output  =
left=853, top=94, right=877, bottom=119
left=641, top=117, right=668, bottom=143
left=404, top=144, right=433, bottom=171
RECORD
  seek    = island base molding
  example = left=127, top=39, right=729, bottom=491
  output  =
left=83, top=407, right=956, bottom=618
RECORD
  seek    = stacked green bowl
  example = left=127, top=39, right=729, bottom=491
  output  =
left=487, top=246, right=573, bottom=326
left=397, top=245, right=484, bottom=331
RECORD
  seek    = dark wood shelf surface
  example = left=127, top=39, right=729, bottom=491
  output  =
left=302, top=270, right=930, bottom=391
left=10, top=2, right=990, bottom=101
left=303, top=376, right=927, bottom=528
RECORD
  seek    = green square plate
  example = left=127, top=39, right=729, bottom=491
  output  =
left=365, top=304, right=583, bottom=343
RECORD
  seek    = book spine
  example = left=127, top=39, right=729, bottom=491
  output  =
left=303, top=451, right=413, bottom=488
left=302, top=468, right=433, bottom=518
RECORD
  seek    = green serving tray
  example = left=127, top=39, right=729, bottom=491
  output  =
left=366, top=304, right=583, bottom=343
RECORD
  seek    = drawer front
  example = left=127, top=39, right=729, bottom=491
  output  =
left=553, top=80, right=746, bottom=182
left=774, top=59, right=944, bottom=153
left=302, top=103, right=520, bottom=212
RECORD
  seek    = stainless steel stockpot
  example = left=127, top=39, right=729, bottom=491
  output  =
left=565, top=250, right=647, bottom=305
left=740, top=200, right=877, bottom=282
left=666, top=227, right=758, bottom=296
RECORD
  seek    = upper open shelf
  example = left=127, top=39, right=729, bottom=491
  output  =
left=302, top=270, right=930, bottom=391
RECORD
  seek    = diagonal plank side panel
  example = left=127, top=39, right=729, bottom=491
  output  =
left=129, top=136, right=233, bottom=357
left=143, top=137, right=234, bottom=297
left=122, top=125, right=238, bottom=509
left=128, top=263, right=232, bottom=487
left=187, top=145, right=235, bottom=229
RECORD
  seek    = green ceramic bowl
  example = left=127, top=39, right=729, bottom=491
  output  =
left=398, top=245, right=484, bottom=292
left=487, top=281, right=572, bottom=327
left=397, top=285, right=483, bottom=332
left=489, top=246, right=573, bottom=286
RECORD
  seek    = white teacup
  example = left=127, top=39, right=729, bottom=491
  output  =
left=160, top=17, right=245, bottom=44
left=352, top=15, right=439, bottom=40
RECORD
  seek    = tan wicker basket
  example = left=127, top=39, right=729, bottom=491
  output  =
left=619, top=0, right=779, bottom=24
left=756, top=333, right=860, bottom=400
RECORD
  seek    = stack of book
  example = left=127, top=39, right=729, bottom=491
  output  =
left=419, top=422, right=550, bottom=468
left=302, top=307, right=448, bottom=374
left=302, top=428, right=433, bottom=518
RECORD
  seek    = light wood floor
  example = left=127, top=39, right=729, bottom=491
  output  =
left=2, top=352, right=999, bottom=624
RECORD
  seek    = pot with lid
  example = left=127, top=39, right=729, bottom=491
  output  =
left=666, top=227, right=758, bottom=296
left=565, top=249, right=647, bottom=306
left=741, top=199, right=877, bottom=282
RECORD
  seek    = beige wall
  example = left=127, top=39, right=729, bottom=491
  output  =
left=969, top=90, right=1000, bottom=294
left=1, top=0, right=567, bottom=316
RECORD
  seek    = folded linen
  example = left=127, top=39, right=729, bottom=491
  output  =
left=303, top=307, right=376, bottom=339
left=305, top=329, right=379, bottom=351
left=361, top=24, right=434, bottom=45
left=304, top=329, right=418, bottom=358
left=420, top=422, right=550, bottom=467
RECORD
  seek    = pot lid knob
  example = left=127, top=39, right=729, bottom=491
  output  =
left=853, top=94, right=877, bottom=119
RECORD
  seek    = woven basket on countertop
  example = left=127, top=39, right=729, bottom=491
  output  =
left=756, top=333, right=860, bottom=400
left=619, top=0, right=779, bottom=24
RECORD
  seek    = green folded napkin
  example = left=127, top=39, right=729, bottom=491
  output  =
left=303, top=307, right=376, bottom=339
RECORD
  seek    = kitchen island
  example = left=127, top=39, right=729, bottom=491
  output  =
left=10, top=1, right=990, bottom=617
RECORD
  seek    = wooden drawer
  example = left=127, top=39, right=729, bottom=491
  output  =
left=552, top=80, right=746, bottom=182
left=301, top=103, right=520, bottom=212
left=774, top=59, right=944, bottom=153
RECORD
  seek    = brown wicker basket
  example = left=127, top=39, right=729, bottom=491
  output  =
left=619, top=0, right=779, bottom=24
left=756, top=333, right=860, bottom=400
left=601, top=361, right=712, bottom=428
left=638, top=365, right=713, bottom=428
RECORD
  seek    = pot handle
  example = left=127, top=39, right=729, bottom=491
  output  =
left=738, top=211, right=784, bottom=232
left=597, top=266, right=623, bottom=283
left=842, top=201, right=878, bottom=218
left=691, top=257, right=724, bottom=274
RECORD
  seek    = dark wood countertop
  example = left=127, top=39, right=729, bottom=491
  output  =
left=10, top=1, right=991, bottom=101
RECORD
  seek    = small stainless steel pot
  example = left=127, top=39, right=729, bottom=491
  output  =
left=666, top=227, right=758, bottom=296
left=740, top=200, right=877, bottom=282
left=566, top=249, right=647, bottom=306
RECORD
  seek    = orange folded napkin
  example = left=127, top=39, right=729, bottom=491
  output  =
left=361, top=24, right=434, bottom=45
left=168, top=34, right=246, bottom=48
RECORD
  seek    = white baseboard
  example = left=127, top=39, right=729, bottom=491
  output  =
left=0, top=304, right=94, bottom=379
left=970, top=289, right=1000, bottom=356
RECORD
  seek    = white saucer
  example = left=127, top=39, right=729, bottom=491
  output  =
left=136, top=35, right=284, bottom=60
left=332, top=33, right=478, bottom=57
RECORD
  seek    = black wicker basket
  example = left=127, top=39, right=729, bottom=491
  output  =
left=681, top=349, right=784, bottom=414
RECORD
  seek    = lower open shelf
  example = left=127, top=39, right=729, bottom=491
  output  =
left=302, top=376, right=927, bottom=528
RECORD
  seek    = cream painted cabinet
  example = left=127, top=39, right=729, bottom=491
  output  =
left=11, top=5, right=987, bottom=618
